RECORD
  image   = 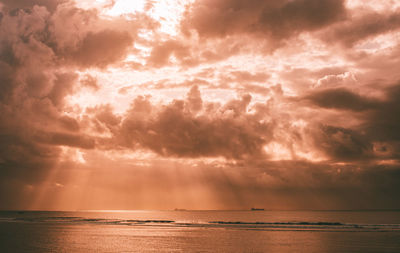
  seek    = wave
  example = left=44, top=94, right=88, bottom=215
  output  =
left=13, top=217, right=176, bottom=225
left=209, top=221, right=344, bottom=226
left=4, top=216, right=400, bottom=231
left=126, top=220, right=175, bottom=223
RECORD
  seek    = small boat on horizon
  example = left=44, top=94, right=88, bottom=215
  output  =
left=250, top=208, right=264, bottom=211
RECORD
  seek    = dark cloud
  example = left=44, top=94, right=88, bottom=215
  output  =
left=114, top=89, right=271, bottom=159
left=48, top=72, right=78, bottom=107
left=34, top=131, right=95, bottom=149
left=84, top=104, right=122, bottom=135
left=306, top=88, right=381, bottom=111
left=325, top=10, right=400, bottom=47
left=365, top=84, right=400, bottom=142
left=306, top=85, right=400, bottom=141
left=63, top=30, right=133, bottom=68
left=182, top=0, right=346, bottom=42
left=0, top=0, right=66, bottom=12
left=59, top=115, right=80, bottom=132
left=306, top=84, right=400, bottom=159
left=315, top=125, right=373, bottom=161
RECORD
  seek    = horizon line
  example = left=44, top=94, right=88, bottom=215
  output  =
left=1, top=208, right=400, bottom=212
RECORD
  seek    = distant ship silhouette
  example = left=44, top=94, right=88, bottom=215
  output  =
left=250, top=208, right=264, bottom=211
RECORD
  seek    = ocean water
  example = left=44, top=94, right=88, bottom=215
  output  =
left=0, top=210, right=400, bottom=252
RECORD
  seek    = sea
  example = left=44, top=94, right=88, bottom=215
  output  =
left=0, top=210, right=399, bottom=252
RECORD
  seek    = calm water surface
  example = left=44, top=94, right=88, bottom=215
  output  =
left=0, top=210, right=400, bottom=252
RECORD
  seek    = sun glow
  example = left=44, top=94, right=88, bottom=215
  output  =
left=264, top=142, right=293, bottom=161
left=106, top=0, right=147, bottom=16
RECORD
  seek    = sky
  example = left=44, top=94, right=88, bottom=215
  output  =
left=0, top=0, right=400, bottom=211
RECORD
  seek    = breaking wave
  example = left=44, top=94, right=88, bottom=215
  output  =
left=5, top=216, right=400, bottom=232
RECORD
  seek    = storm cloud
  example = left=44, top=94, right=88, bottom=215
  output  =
left=181, top=0, right=346, bottom=41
